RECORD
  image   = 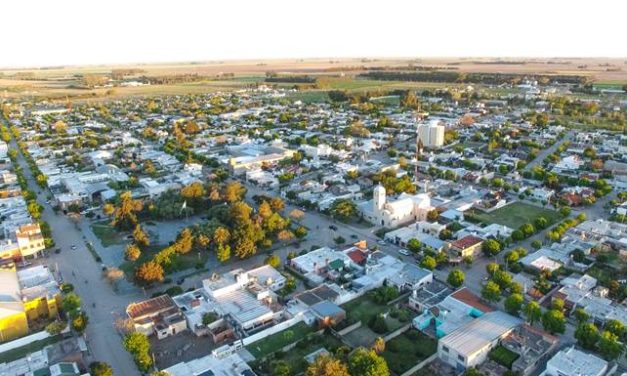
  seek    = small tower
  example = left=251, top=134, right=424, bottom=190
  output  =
left=374, top=184, right=386, bottom=211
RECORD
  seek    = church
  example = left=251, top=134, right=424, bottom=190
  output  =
left=359, top=185, right=434, bottom=228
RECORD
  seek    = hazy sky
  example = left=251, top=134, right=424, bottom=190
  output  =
left=2, top=0, right=625, bottom=67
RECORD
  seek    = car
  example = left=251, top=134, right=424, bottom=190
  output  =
left=329, top=225, right=338, bottom=231
left=398, top=249, right=410, bottom=256
left=350, top=234, right=358, bottom=239
left=377, top=240, right=386, bottom=246
left=54, top=248, right=61, bottom=254
left=71, top=245, right=77, bottom=250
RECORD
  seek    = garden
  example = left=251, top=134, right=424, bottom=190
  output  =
left=488, top=345, right=519, bottom=369
left=245, top=322, right=314, bottom=359
left=381, top=330, right=437, bottom=375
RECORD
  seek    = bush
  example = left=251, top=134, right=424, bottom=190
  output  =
left=165, top=286, right=184, bottom=296
left=369, top=314, right=388, bottom=334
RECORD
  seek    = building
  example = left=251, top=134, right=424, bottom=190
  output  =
left=164, top=352, right=255, bottom=376
left=449, top=235, right=484, bottom=259
left=540, top=347, right=608, bottom=376
left=126, top=295, right=188, bottom=339
left=0, top=263, right=29, bottom=342
left=290, top=247, right=354, bottom=284
left=417, top=120, right=445, bottom=148
left=500, top=324, right=558, bottom=376
left=17, top=265, right=61, bottom=322
left=438, top=311, right=522, bottom=372
left=309, top=300, right=346, bottom=328
left=0, top=223, right=46, bottom=262
left=360, top=185, right=434, bottom=228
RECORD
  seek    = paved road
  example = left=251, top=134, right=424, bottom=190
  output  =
left=7, top=135, right=141, bottom=376
left=524, top=131, right=574, bottom=172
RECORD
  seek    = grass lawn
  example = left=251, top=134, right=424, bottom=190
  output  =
left=381, top=330, right=437, bottom=375
left=489, top=345, right=519, bottom=369
left=277, top=333, right=343, bottom=374
left=90, top=221, right=126, bottom=247
left=246, top=322, right=314, bottom=358
left=470, top=202, right=561, bottom=229
left=341, top=294, right=404, bottom=332
left=119, top=245, right=209, bottom=277
left=0, top=335, right=62, bottom=364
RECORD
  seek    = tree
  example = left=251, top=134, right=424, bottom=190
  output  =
left=270, top=197, right=285, bottom=212
left=447, top=269, right=465, bottom=288
left=135, top=261, right=164, bottom=285
left=111, top=191, right=143, bottom=230
left=216, top=244, right=231, bottom=262
left=265, top=254, right=281, bottom=268
left=330, top=199, right=357, bottom=221
left=174, top=228, right=194, bottom=254
left=406, top=238, right=422, bottom=253
left=573, top=308, right=589, bottom=324
left=62, top=293, right=82, bottom=316
left=519, top=223, right=536, bottom=237
left=234, top=237, right=257, bottom=259
left=604, top=319, right=626, bottom=339
left=124, top=243, right=141, bottom=261
left=511, top=230, right=524, bottom=241
left=348, top=348, right=389, bottom=376
left=133, top=224, right=150, bottom=247
left=483, top=239, right=501, bottom=256
left=559, top=206, right=571, bottom=217
left=551, top=298, right=564, bottom=312
left=598, top=331, right=624, bottom=360
left=306, top=355, right=349, bottom=376
left=123, top=332, right=153, bottom=372
left=372, top=337, right=385, bottom=354
left=575, top=323, right=600, bottom=350
left=464, top=368, right=485, bottom=376
left=45, top=320, right=66, bottom=335
left=504, top=293, right=524, bottom=315
left=481, top=281, right=501, bottom=302
left=213, top=226, right=231, bottom=246
left=294, top=226, right=308, bottom=239
left=492, top=270, right=513, bottom=289
left=486, top=262, right=500, bottom=276
left=224, top=181, right=246, bottom=203
left=542, top=309, right=566, bottom=334
left=420, top=256, right=437, bottom=271
left=71, top=311, right=89, bottom=333
left=523, top=301, right=541, bottom=325
left=89, top=362, right=114, bottom=376
left=289, top=209, right=305, bottom=222
left=272, top=360, right=292, bottom=376
left=426, top=209, right=439, bottom=222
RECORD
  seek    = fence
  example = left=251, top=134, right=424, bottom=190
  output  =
left=383, top=323, right=411, bottom=342
left=336, top=321, right=362, bottom=336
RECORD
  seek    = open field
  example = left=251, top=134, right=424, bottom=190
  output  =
left=469, top=202, right=561, bottom=229
left=1, top=57, right=625, bottom=101
left=90, top=221, right=126, bottom=247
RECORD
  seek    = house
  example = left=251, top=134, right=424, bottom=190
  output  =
left=530, top=187, right=554, bottom=202
left=0, top=337, right=89, bottom=376
left=437, top=311, right=522, bottom=372
left=500, top=324, right=558, bottom=376
left=18, top=265, right=62, bottom=322
left=310, top=300, right=346, bottom=328
left=164, top=352, right=255, bottom=376
left=540, top=347, right=608, bottom=376
left=0, top=263, right=29, bottom=342
left=0, top=223, right=46, bottom=262
left=126, top=295, right=188, bottom=339
left=449, top=235, right=484, bottom=259
left=290, top=247, right=353, bottom=284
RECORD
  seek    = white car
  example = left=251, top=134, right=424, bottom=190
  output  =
left=398, top=249, right=410, bottom=256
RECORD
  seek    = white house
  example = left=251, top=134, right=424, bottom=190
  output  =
left=360, top=185, right=434, bottom=228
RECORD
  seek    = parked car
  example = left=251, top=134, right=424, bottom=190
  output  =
left=71, top=245, right=77, bottom=250
left=329, top=225, right=338, bottom=231
left=398, top=249, right=410, bottom=256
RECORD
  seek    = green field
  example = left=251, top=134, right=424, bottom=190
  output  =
left=489, top=345, right=519, bottom=369
left=341, top=294, right=405, bottom=332
left=90, top=221, right=125, bottom=247
left=381, top=330, right=437, bottom=375
left=470, top=202, right=561, bottom=229
left=119, top=244, right=209, bottom=277
left=246, top=322, right=314, bottom=358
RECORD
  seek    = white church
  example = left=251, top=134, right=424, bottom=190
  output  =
left=359, top=184, right=434, bottom=228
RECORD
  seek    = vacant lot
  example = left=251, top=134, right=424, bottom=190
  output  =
left=119, top=244, right=208, bottom=278
left=246, top=322, right=314, bottom=359
left=341, top=294, right=405, bottom=333
left=381, top=330, right=437, bottom=375
left=90, top=221, right=126, bottom=247
left=470, top=202, right=560, bottom=229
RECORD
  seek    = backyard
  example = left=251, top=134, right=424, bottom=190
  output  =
left=468, top=202, right=561, bottom=229
left=488, top=345, right=519, bottom=369
left=381, top=330, right=437, bottom=375
left=341, top=294, right=408, bottom=332
left=246, top=322, right=314, bottom=359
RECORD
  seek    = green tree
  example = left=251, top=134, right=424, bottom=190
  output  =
left=89, top=362, right=114, bottom=376
left=598, top=331, right=624, bottom=360
left=348, top=348, right=389, bottom=376
left=486, top=262, right=500, bottom=276
left=447, top=269, right=465, bottom=288
left=123, top=332, right=153, bottom=372
left=71, top=312, right=89, bottom=334
left=406, top=238, right=422, bottom=253
left=216, top=244, right=231, bottom=262
left=523, top=301, right=542, bottom=325
left=265, top=254, right=281, bottom=268
left=575, top=323, right=600, bottom=350
left=223, top=181, right=246, bottom=203
left=272, top=360, right=292, bottom=376
left=551, top=298, right=565, bottom=312
left=420, top=256, right=437, bottom=271
left=573, top=308, right=589, bottom=324
left=542, top=309, right=566, bottom=334
left=62, top=293, right=82, bottom=316
left=481, top=281, right=501, bottom=302
left=330, top=199, right=357, bottom=221
left=45, top=320, right=66, bottom=335
left=504, top=293, right=524, bottom=315
left=604, top=319, right=626, bottom=339
left=482, top=239, right=501, bottom=256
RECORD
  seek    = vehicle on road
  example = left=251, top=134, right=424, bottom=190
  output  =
left=54, top=248, right=61, bottom=254
left=377, top=240, right=386, bottom=245
left=350, top=234, right=358, bottom=239
left=329, top=225, right=338, bottom=231
left=398, top=249, right=410, bottom=256
left=71, top=245, right=77, bottom=250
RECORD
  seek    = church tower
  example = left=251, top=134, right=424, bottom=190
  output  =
left=374, top=184, right=386, bottom=211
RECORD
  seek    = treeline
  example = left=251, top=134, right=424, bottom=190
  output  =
left=111, top=68, right=145, bottom=80
left=139, top=74, right=209, bottom=85
left=358, top=71, right=591, bottom=85
left=265, top=75, right=316, bottom=84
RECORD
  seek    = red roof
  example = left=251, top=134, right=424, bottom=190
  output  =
left=451, top=287, right=494, bottom=313
left=347, top=249, right=367, bottom=264
left=451, top=235, right=483, bottom=250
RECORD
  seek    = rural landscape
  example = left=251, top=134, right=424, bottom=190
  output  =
left=0, top=1, right=626, bottom=376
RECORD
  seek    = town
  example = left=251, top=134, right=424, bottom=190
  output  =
left=0, top=62, right=625, bottom=376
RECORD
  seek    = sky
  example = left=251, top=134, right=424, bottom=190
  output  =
left=1, top=0, right=625, bottom=68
